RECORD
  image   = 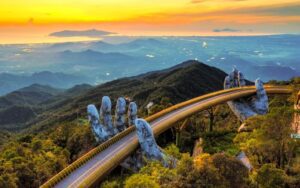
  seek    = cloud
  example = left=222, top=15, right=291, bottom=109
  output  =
left=213, top=28, right=241, bottom=32
left=229, top=3, right=300, bottom=16
left=189, top=2, right=300, bottom=16
left=191, top=0, right=246, bottom=3
left=49, top=29, right=116, bottom=38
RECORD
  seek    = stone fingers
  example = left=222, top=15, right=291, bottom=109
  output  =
left=114, top=97, right=127, bottom=132
left=100, top=96, right=117, bottom=137
left=252, top=79, right=268, bottom=114
left=87, top=104, right=109, bottom=142
left=134, top=119, right=163, bottom=160
left=238, top=71, right=246, bottom=87
left=224, top=76, right=231, bottom=89
left=229, top=67, right=239, bottom=87
left=128, top=102, right=138, bottom=127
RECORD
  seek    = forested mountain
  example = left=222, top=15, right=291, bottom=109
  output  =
left=0, top=60, right=299, bottom=188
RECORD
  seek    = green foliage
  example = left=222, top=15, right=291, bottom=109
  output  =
left=0, top=173, right=18, bottom=188
left=140, top=161, right=176, bottom=186
left=176, top=104, right=240, bottom=154
left=0, top=130, right=12, bottom=147
left=125, top=174, right=160, bottom=188
left=26, top=61, right=226, bottom=133
left=101, top=180, right=121, bottom=188
left=290, top=77, right=300, bottom=84
left=202, top=130, right=240, bottom=156
left=148, top=97, right=173, bottom=115
left=255, top=164, right=287, bottom=188
left=234, top=107, right=296, bottom=168
left=120, top=153, right=249, bottom=188
left=163, top=144, right=182, bottom=159
left=0, top=137, right=69, bottom=187
left=211, top=153, right=249, bottom=188
left=175, top=153, right=225, bottom=188
left=0, top=121, right=96, bottom=187
left=234, top=105, right=300, bottom=187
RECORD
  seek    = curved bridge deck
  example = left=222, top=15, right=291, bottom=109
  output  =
left=41, top=86, right=292, bottom=188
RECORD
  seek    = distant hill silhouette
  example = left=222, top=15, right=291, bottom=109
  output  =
left=0, top=71, right=89, bottom=96
left=49, top=29, right=115, bottom=38
left=0, top=84, right=92, bottom=131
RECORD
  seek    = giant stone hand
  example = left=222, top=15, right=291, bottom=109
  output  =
left=224, top=68, right=268, bottom=122
left=87, top=96, right=173, bottom=169
left=87, top=96, right=132, bottom=143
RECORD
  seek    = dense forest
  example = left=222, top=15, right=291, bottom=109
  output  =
left=0, top=62, right=299, bottom=188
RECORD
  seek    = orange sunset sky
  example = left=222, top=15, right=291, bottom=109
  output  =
left=1, top=0, right=300, bottom=44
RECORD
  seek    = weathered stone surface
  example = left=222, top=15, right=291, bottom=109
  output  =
left=87, top=104, right=109, bottom=142
left=114, top=97, right=127, bottom=132
left=88, top=96, right=126, bottom=142
left=224, top=68, right=268, bottom=122
left=128, top=102, right=137, bottom=126
left=88, top=97, right=173, bottom=169
left=134, top=119, right=163, bottom=159
left=135, top=118, right=175, bottom=167
left=100, top=96, right=118, bottom=137
left=252, top=79, right=268, bottom=114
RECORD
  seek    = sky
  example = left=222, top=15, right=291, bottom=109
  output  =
left=1, top=0, right=300, bottom=44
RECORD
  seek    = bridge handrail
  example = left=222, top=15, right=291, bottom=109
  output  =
left=40, top=85, right=291, bottom=188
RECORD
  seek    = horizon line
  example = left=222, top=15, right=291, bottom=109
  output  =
left=1, top=33, right=299, bottom=45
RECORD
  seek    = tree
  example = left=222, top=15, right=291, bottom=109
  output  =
left=211, top=153, right=249, bottom=188
left=255, top=164, right=287, bottom=188
left=173, top=119, right=189, bottom=147
left=125, top=174, right=160, bottom=188
left=163, top=144, right=182, bottom=159
left=206, top=107, right=216, bottom=132
left=101, top=180, right=120, bottom=188
left=234, top=107, right=294, bottom=168
left=0, top=174, right=18, bottom=188
left=173, top=154, right=225, bottom=188
left=140, top=161, right=176, bottom=187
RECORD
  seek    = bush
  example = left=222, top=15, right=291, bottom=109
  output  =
left=255, top=164, right=287, bottom=188
left=125, top=174, right=159, bottom=188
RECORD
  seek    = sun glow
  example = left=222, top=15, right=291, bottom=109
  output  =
left=0, top=0, right=299, bottom=43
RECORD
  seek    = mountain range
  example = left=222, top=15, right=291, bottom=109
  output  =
left=0, top=71, right=90, bottom=96
left=0, top=83, right=92, bottom=131
left=1, top=35, right=299, bottom=88
left=0, top=60, right=226, bottom=132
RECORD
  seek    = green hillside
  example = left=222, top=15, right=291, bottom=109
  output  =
left=0, top=61, right=298, bottom=188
